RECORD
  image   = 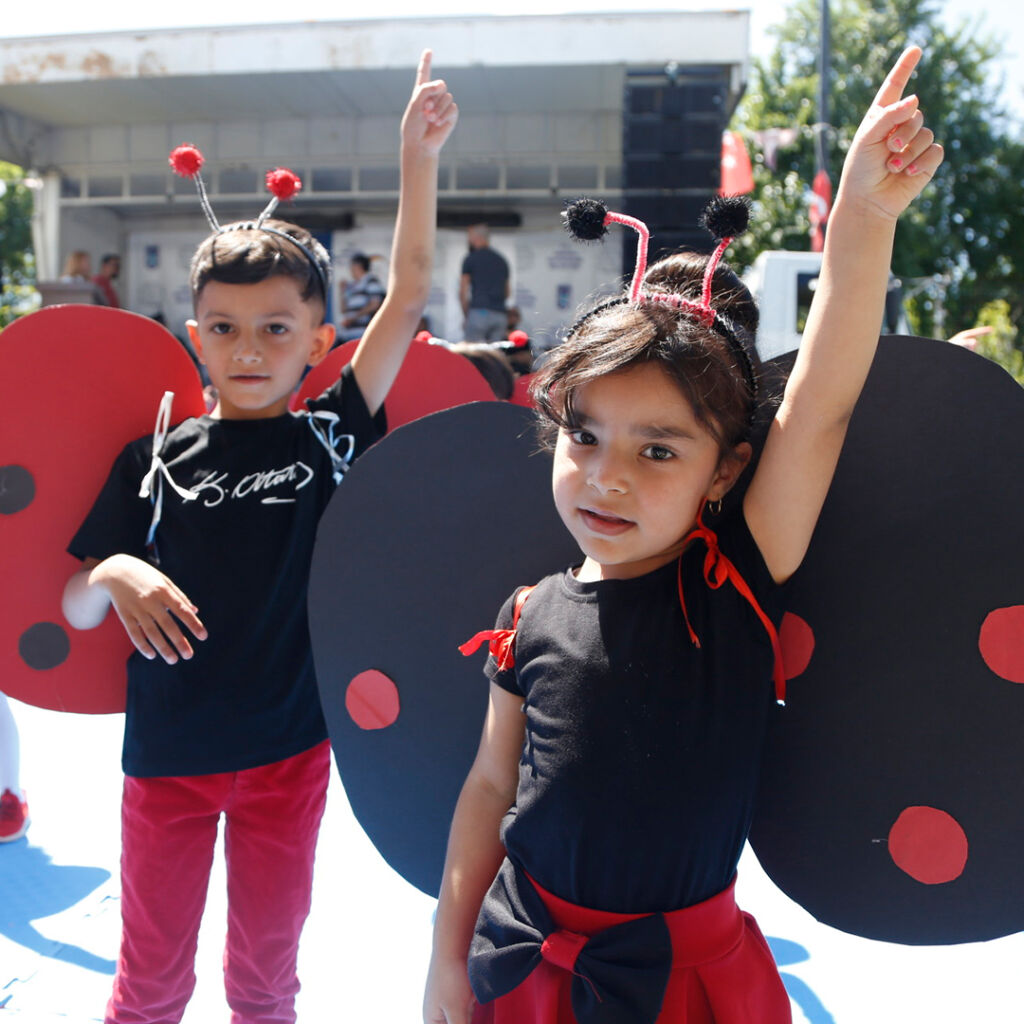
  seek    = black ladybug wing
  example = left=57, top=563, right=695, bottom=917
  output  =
left=308, top=402, right=579, bottom=896
left=752, top=335, right=1024, bottom=943
left=1, top=306, right=205, bottom=713
left=310, top=336, right=1024, bottom=941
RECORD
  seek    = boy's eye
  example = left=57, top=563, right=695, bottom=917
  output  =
left=266, top=323, right=290, bottom=336
left=642, top=444, right=675, bottom=461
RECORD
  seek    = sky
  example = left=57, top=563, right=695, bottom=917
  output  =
left=1, top=0, right=1021, bottom=121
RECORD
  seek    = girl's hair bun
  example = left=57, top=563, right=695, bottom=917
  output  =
left=699, top=195, right=751, bottom=241
left=562, top=198, right=609, bottom=241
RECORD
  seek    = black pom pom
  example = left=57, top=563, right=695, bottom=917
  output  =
left=699, top=195, right=750, bottom=241
left=563, top=198, right=609, bottom=242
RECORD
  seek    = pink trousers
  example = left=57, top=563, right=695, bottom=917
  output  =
left=105, top=740, right=331, bottom=1024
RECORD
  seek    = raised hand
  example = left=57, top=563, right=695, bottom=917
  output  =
left=402, top=49, right=459, bottom=156
left=90, top=554, right=207, bottom=664
left=838, top=46, right=944, bottom=221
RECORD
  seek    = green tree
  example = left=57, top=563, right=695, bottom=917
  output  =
left=0, top=161, right=36, bottom=329
left=732, top=0, right=1024, bottom=342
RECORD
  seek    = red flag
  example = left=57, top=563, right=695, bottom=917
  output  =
left=809, top=168, right=832, bottom=252
left=719, top=131, right=754, bottom=196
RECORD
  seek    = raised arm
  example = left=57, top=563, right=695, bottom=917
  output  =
left=423, top=683, right=524, bottom=1024
left=349, top=49, right=458, bottom=415
left=745, top=46, right=944, bottom=582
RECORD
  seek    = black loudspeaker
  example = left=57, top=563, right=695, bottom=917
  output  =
left=622, top=65, right=731, bottom=272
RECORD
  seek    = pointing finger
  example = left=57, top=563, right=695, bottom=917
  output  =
left=873, top=45, right=921, bottom=108
left=417, top=48, right=433, bottom=87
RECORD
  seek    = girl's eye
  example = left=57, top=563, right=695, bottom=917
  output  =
left=642, top=444, right=675, bottom=461
left=567, top=428, right=597, bottom=446
left=210, top=322, right=234, bottom=335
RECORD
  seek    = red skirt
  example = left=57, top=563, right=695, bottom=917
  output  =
left=472, top=874, right=791, bottom=1024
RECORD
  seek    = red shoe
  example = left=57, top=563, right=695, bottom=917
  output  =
left=0, top=788, right=29, bottom=842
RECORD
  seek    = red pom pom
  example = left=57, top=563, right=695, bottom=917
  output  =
left=414, top=330, right=434, bottom=343
left=508, top=330, right=530, bottom=348
left=265, top=168, right=302, bottom=201
left=169, top=144, right=204, bottom=177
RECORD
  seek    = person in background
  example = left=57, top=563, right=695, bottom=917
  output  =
left=447, top=342, right=516, bottom=400
left=460, top=224, right=509, bottom=342
left=0, top=692, right=29, bottom=843
left=339, top=252, right=387, bottom=343
left=93, top=254, right=122, bottom=308
left=60, top=250, right=93, bottom=284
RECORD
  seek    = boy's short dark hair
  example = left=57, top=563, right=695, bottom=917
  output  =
left=189, top=219, right=330, bottom=317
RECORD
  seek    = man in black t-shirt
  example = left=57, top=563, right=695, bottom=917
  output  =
left=460, top=223, right=510, bottom=342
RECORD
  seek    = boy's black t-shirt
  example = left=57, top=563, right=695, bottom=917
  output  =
left=485, top=510, right=783, bottom=914
left=69, top=366, right=385, bottom=777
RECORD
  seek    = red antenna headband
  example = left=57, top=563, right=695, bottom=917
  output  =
left=168, top=144, right=328, bottom=297
left=560, top=195, right=758, bottom=427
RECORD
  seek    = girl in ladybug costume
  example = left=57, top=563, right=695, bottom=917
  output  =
left=424, top=47, right=943, bottom=1024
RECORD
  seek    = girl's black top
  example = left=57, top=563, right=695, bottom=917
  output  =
left=486, top=510, right=784, bottom=913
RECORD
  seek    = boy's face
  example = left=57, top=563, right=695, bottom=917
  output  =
left=187, top=276, right=334, bottom=420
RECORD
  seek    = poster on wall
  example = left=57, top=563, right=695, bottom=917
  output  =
left=126, top=230, right=203, bottom=345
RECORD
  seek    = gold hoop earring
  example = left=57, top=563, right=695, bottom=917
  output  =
left=706, top=498, right=723, bottom=516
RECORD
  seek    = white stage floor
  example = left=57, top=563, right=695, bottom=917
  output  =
left=2, top=696, right=1023, bottom=1022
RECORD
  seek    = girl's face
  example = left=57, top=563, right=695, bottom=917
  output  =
left=552, top=362, right=749, bottom=582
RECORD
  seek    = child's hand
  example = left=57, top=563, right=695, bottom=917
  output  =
left=91, top=554, right=207, bottom=664
left=402, top=49, right=459, bottom=156
left=948, top=325, right=993, bottom=350
left=423, top=956, right=475, bottom=1024
left=837, top=46, right=944, bottom=222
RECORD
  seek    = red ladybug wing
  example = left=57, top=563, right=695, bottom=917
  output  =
left=1, top=306, right=205, bottom=712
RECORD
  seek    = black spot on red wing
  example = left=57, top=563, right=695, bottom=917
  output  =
left=19, top=622, right=71, bottom=671
left=0, top=465, right=35, bottom=515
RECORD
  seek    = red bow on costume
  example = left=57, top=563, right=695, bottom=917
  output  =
left=679, top=507, right=787, bottom=705
left=459, top=585, right=536, bottom=671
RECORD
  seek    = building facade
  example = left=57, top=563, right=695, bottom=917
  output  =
left=0, top=13, right=748, bottom=343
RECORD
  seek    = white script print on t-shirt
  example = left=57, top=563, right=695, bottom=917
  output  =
left=190, top=461, right=316, bottom=506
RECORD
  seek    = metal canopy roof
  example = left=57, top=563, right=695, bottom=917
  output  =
left=0, top=12, right=749, bottom=135
left=2, top=12, right=750, bottom=284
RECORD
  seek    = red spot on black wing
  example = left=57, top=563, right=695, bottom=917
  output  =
left=779, top=611, right=814, bottom=680
left=345, top=670, right=401, bottom=730
left=979, top=606, right=1024, bottom=684
left=888, top=806, right=968, bottom=885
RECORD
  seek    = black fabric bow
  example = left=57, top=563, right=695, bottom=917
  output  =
left=468, top=859, right=672, bottom=1024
